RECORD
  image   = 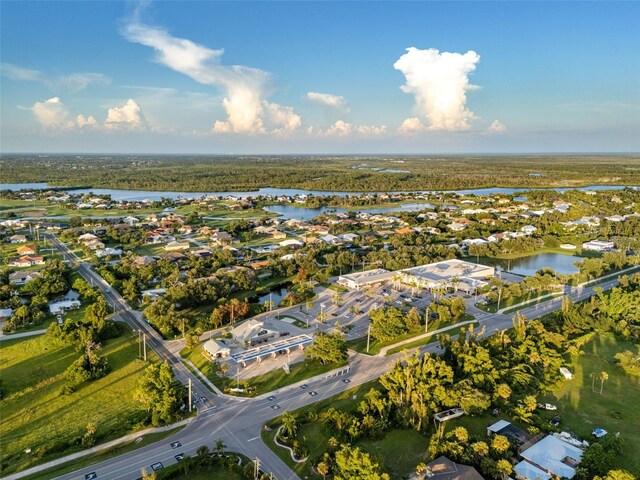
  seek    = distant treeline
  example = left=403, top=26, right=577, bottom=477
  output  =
left=1, top=154, right=639, bottom=192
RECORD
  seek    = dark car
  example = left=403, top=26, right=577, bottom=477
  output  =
left=550, top=415, right=561, bottom=427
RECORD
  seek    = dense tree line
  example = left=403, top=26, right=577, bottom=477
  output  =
left=3, top=155, right=638, bottom=192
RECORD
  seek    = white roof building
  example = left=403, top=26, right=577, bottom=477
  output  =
left=337, top=269, right=393, bottom=289
left=516, top=435, right=584, bottom=480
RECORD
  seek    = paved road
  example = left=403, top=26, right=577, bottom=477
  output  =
left=37, top=234, right=625, bottom=480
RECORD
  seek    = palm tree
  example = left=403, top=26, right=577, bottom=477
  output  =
left=316, top=461, right=329, bottom=479
left=215, top=439, right=227, bottom=457
left=451, top=276, right=460, bottom=293
left=599, top=371, right=609, bottom=395
left=496, top=459, right=513, bottom=480
left=219, top=363, right=229, bottom=378
left=281, top=412, right=297, bottom=439
left=196, top=445, right=210, bottom=464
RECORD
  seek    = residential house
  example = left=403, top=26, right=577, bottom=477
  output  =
left=211, top=231, right=234, bottom=245
left=8, top=255, right=45, bottom=267
left=16, top=245, right=37, bottom=255
left=515, top=435, right=584, bottom=480
left=582, top=240, right=615, bottom=252
left=164, top=241, right=190, bottom=251
left=279, top=239, right=304, bottom=249
left=85, top=239, right=106, bottom=250
left=95, top=248, right=123, bottom=258
left=8, top=234, right=28, bottom=243
left=409, top=456, right=483, bottom=480
left=9, top=270, right=43, bottom=285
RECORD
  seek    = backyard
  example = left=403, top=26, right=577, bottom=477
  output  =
left=539, top=333, right=640, bottom=475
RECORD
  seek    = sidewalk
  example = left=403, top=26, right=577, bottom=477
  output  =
left=377, top=319, right=477, bottom=357
left=0, top=329, right=47, bottom=342
left=3, top=418, right=193, bottom=480
left=494, top=263, right=639, bottom=315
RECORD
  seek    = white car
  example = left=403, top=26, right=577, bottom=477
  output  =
left=538, top=403, right=557, bottom=411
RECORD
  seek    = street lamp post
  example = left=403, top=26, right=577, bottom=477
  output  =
left=366, top=323, right=371, bottom=353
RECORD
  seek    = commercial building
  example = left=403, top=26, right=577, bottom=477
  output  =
left=401, top=259, right=495, bottom=294
left=337, top=259, right=495, bottom=293
left=337, top=268, right=393, bottom=289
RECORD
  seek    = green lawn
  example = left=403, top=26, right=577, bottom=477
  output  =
left=23, top=427, right=185, bottom=480
left=263, top=378, right=428, bottom=478
left=180, top=343, right=222, bottom=391
left=159, top=465, right=243, bottom=480
left=477, top=290, right=562, bottom=313
left=347, top=315, right=473, bottom=355
left=539, top=333, right=640, bottom=475
left=0, top=329, right=158, bottom=475
left=385, top=322, right=478, bottom=356
left=0, top=198, right=162, bottom=219
left=241, top=359, right=347, bottom=397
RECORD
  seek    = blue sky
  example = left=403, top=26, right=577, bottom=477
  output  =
left=1, top=1, right=639, bottom=153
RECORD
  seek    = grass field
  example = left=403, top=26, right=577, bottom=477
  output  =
left=385, top=322, right=478, bottom=356
left=242, top=358, right=346, bottom=396
left=539, top=333, right=640, bottom=475
left=158, top=465, right=243, bottom=480
left=23, top=427, right=185, bottom=480
left=263, top=379, right=428, bottom=478
left=347, top=315, right=473, bottom=355
left=180, top=344, right=222, bottom=391
left=0, top=329, right=157, bottom=474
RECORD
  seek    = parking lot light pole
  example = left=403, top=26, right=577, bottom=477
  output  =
left=425, top=307, right=429, bottom=333
left=366, top=324, right=371, bottom=353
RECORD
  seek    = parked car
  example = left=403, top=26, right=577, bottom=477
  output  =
left=550, top=415, right=561, bottom=427
left=537, top=403, right=558, bottom=411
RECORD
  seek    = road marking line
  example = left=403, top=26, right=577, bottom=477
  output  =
left=247, top=436, right=260, bottom=441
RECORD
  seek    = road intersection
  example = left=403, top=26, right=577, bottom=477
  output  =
left=30, top=233, right=625, bottom=480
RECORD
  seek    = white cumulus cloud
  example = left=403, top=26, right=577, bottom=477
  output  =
left=397, top=117, right=426, bottom=135
left=29, top=97, right=98, bottom=130
left=123, top=21, right=299, bottom=135
left=306, top=92, right=349, bottom=111
left=394, top=47, right=480, bottom=131
left=105, top=99, right=145, bottom=130
left=321, top=120, right=387, bottom=137
left=487, top=119, right=507, bottom=133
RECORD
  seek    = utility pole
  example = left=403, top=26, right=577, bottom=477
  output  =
left=497, top=287, right=502, bottom=312
left=138, top=330, right=142, bottom=359
left=188, top=378, right=192, bottom=412
left=269, top=293, right=273, bottom=312
left=254, top=458, right=260, bottom=480
left=366, top=323, right=371, bottom=353
left=143, top=332, right=147, bottom=361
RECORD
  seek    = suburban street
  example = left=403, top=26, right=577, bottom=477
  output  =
left=17, top=233, right=625, bottom=480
